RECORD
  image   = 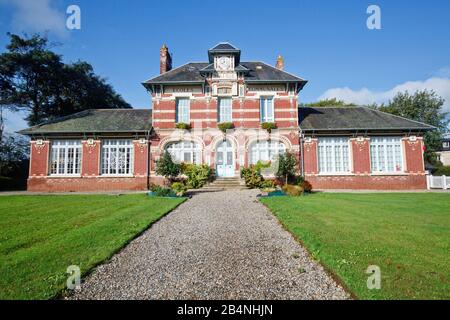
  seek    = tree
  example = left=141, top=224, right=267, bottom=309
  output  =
left=276, top=152, right=298, bottom=184
left=0, top=133, right=29, bottom=177
left=155, top=152, right=181, bottom=182
left=378, top=90, right=448, bottom=165
left=0, top=33, right=131, bottom=126
left=302, top=98, right=357, bottom=107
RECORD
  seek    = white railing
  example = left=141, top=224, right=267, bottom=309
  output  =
left=427, top=175, right=450, bottom=190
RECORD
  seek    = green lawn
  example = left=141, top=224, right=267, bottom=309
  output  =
left=261, top=193, right=450, bottom=300
left=0, top=194, right=185, bottom=300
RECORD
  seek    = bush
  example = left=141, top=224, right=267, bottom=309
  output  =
left=433, top=166, right=450, bottom=176
left=155, top=152, right=181, bottom=182
left=300, top=180, right=313, bottom=193
left=151, top=185, right=177, bottom=197
left=217, top=122, right=234, bottom=133
left=276, top=152, right=298, bottom=183
left=171, top=182, right=188, bottom=196
left=260, top=179, right=275, bottom=189
left=182, top=163, right=211, bottom=189
left=293, top=175, right=305, bottom=185
left=282, top=184, right=304, bottom=196
left=261, top=122, right=277, bottom=133
left=175, top=122, right=191, bottom=130
left=241, top=166, right=264, bottom=188
left=254, top=160, right=271, bottom=174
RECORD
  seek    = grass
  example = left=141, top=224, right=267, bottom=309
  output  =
left=260, top=193, right=450, bottom=300
left=0, top=194, right=185, bottom=300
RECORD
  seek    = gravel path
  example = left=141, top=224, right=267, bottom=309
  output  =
left=69, top=189, right=349, bottom=300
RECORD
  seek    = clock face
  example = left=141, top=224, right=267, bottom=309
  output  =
left=217, top=56, right=231, bottom=70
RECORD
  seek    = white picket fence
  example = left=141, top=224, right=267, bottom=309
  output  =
left=427, top=175, right=450, bottom=190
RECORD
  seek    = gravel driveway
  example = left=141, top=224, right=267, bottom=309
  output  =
left=69, top=189, right=349, bottom=300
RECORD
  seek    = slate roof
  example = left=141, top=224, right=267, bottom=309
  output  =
left=209, top=42, right=240, bottom=51
left=143, top=62, right=307, bottom=88
left=298, top=107, right=435, bottom=132
left=19, top=109, right=152, bottom=135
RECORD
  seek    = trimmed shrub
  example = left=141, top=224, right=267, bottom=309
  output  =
left=182, top=163, right=212, bottom=189
left=260, top=179, right=275, bottom=189
left=155, top=152, right=181, bottom=182
left=241, top=166, right=264, bottom=189
left=282, top=184, right=304, bottom=196
left=254, top=160, right=271, bottom=174
left=300, top=180, right=313, bottom=193
left=171, top=182, right=188, bottom=196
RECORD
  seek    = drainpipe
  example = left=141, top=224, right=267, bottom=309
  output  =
left=146, top=130, right=151, bottom=190
left=299, top=128, right=305, bottom=177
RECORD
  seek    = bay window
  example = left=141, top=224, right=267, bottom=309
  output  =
left=176, top=98, right=190, bottom=123
left=50, top=140, right=82, bottom=175
left=101, top=139, right=133, bottom=175
left=249, top=140, right=286, bottom=165
left=260, top=97, right=274, bottom=123
left=370, top=137, right=403, bottom=173
left=166, top=141, right=201, bottom=164
left=318, top=137, right=350, bottom=174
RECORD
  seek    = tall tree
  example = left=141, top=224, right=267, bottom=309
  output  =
left=378, top=90, right=448, bottom=164
left=0, top=33, right=131, bottom=126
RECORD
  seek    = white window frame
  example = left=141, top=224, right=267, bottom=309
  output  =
left=166, top=141, right=201, bottom=164
left=218, top=97, right=232, bottom=122
left=260, top=96, right=274, bottom=123
left=50, top=140, right=82, bottom=176
left=176, top=97, right=190, bottom=124
left=370, top=136, right=404, bottom=174
left=249, top=140, right=286, bottom=165
left=101, top=139, right=134, bottom=176
left=317, top=137, right=351, bottom=174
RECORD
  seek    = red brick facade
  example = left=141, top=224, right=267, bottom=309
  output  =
left=25, top=43, right=429, bottom=192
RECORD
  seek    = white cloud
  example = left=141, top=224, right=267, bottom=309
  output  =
left=319, top=77, right=450, bottom=113
left=1, top=0, right=67, bottom=38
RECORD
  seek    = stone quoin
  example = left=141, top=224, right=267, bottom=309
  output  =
left=20, top=42, right=434, bottom=192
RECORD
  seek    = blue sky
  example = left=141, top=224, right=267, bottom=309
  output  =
left=1, top=0, right=450, bottom=132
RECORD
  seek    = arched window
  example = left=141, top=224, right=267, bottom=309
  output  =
left=165, top=141, right=201, bottom=164
left=249, top=140, right=286, bottom=165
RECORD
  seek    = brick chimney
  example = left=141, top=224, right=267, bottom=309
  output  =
left=275, top=55, right=284, bottom=70
left=160, top=44, right=172, bottom=74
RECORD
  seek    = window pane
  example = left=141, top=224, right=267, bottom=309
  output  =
left=101, top=139, right=133, bottom=175
left=317, top=137, right=350, bottom=174
left=370, top=137, right=403, bottom=173
left=218, top=98, right=232, bottom=122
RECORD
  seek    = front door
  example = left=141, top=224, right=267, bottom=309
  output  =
left=216, top=140, right=234, bottom=177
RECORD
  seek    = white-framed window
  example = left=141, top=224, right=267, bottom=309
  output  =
left=218, top=97, right=232, bottom=122
left=260, top=97, right=274, bottom=123
left=176, top=97, right=190, bottom=123
left=101, top=139, right=134, bottom=175
left=166, top=141, right=201, bottom=164
left=318, top=137, right=350, bottom=174
left=249, top=140, right=286, bottom=165
left=50, top=140, right=82, bottom=175
left=370, top=137, right=403, bottom=173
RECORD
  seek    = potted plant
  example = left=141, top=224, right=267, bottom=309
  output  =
left=175, top=122, right=191, bottom=130
left=217, top=122, right=234, bottom=133
left=261, top=122, right=277, bottom=133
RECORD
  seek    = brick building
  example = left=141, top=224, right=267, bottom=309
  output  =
left=20, top=43, right=434, bottom=192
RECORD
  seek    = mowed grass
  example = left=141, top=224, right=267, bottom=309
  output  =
left=260, top=193, right=450, bottom=299
left=0, top=194, right=185, bottom=299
